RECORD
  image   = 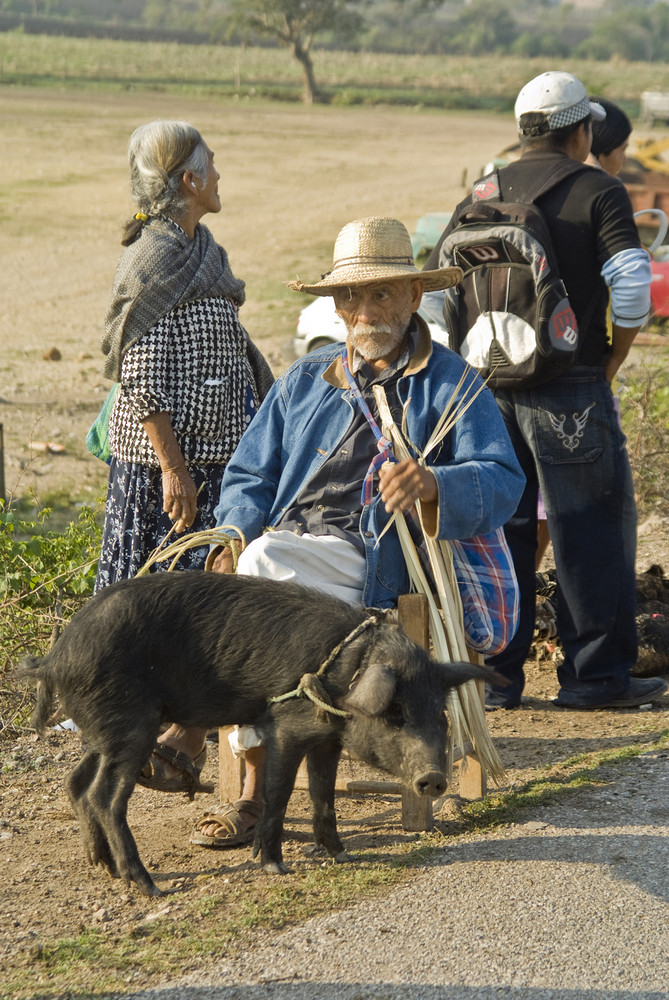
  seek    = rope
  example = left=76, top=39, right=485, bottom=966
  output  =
left=269, top=678, right=353, bottom=718
left=267, top=616, right=379, bottom=718
left=315, top=616, right=378, bottom=678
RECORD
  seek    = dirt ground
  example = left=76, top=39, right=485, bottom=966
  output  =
left=1, top=89, right=669, bottom=984
left=2, top=666, right=669, bottom=981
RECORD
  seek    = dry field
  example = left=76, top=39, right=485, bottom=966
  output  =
left=1, top=88, right=668, bottom=998
left=0, top=86, right=665, bottom=514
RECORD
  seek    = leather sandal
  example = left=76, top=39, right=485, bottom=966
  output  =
left=190, top=799, right=264, bottom=849
left=137, top=743, right=214, bottom=800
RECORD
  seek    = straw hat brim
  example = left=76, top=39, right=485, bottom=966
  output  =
left=286, top=263, right=463, bottom=296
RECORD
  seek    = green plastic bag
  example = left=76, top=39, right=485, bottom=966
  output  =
left=85, top=383, right=119, bottom=465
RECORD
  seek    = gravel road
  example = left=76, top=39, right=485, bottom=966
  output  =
left=110, top=750, right=669, bottom=1000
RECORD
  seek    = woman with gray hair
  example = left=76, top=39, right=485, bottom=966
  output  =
left=96, top=120, right=273, bottom=793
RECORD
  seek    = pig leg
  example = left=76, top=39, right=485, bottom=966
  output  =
left=307, top=742, right=349, bottom=862
left=66, top=751, right=118, bottom=877
left=86, top=755, right=162, bottom=897
left=255, top=743, right=305, bottom=875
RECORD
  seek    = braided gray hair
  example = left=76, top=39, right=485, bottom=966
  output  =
left=122, top=120, right=209, bottom=243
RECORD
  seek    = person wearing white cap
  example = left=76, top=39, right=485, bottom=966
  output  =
left=427, top=71, right=667, bottom=711
left=514, top=69, right=607, bottom=132
left=185, top=216, right=525, bottom=849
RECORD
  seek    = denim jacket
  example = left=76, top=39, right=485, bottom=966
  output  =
left=213, top=316, right=525, bottom=608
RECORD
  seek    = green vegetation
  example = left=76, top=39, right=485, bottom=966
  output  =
left=213, top=0, right=367, bottom=104
left=620, top=358, right=669, bottom=517
left=2, top=31, right=669, bottom=110
left=4, top=729, right=668, bottom=998
left=6, top=1, right=669, bottom=62
left=0, top=501, right=100, bottom=732
left=12, top=864, right=404, bottom=991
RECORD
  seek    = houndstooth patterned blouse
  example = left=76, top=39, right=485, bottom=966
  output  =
left=108, top=296, right=259, bottom=467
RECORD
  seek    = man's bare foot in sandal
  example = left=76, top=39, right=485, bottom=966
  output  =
left=190, top=799, right=263, bottom=847
left=138, top=724, right=213, bottom=798
left=191, top=747, right=265, bottom=848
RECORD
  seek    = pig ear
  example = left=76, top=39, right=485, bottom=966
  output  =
left=435, top=660, right=509, bottom=695
left=339, top=662, right=397, bottom=717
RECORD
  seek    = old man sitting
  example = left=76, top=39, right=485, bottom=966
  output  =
left=149, top=216, right=526, bottom=846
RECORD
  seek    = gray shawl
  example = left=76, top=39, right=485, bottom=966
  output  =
left=102, top=217, right=274, bottom=399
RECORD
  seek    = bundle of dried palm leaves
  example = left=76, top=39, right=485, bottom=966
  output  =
left=373, top=372, right=505, bottom=785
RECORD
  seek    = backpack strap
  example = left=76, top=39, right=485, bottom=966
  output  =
left=519, top=157, right=591, bottom=205
left=473, top=158, right=590, bottom=207
left=511, top=159, right=600, bottom=334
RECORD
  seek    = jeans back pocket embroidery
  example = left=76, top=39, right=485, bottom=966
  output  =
left=542, top=402, right=596, bottom=452
left=533, top=392, right=603, bottom=466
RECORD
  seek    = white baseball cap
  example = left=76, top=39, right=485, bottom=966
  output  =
left=515, top=71, right=606, bottom=132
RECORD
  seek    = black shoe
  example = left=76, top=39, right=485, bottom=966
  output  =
left=485, top=686, right=522, bottom=711
left=554, top=676, right=668, bottom=710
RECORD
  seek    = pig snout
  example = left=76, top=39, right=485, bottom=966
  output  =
left=413, top=768, right=447, bottom=797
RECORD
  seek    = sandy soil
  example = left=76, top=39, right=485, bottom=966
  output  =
left=1, top=90, right=668, bottom=992
left=2, top=672, right=669, bottom=989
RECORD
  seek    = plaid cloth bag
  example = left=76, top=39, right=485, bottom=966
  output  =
left=346, top=357, right=519, bottom=656
left=449, top=527, right=519, bottom=655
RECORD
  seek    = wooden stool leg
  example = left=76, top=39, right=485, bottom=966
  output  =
left=218, top=726, right=244, bottom=803
left=457, top=678, right=487, bottom=800
left=397, top=593, right=434, bottom=832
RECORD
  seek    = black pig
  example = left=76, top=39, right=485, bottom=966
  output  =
left=16, top=571, right=497, bottom=896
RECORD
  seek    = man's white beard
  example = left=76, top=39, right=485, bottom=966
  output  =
left=347, top=321, right=405, bottom=361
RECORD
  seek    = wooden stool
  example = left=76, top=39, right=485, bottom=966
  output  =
left=218, top=593, right=486, bottom=832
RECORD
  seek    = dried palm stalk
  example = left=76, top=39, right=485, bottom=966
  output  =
left=373, top=379, right=505, bottom=785
left=136, top=526, right=247, bottom=576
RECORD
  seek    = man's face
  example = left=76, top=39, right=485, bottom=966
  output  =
left=333, top=278, right=423, bottom=361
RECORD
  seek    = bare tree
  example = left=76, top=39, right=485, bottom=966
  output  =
left=219, top=0, right=367, bottom=104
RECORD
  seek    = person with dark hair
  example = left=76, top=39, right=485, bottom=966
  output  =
left=427, top=71, right=667, bottom=711
left=533, top=97, right=634, bottom=569
left=588, top=97, right=632, bottom=177
left=96, top=120, right=274, bottom=793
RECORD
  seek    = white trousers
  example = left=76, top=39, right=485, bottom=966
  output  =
left=229, top=531, right=366, bottom=758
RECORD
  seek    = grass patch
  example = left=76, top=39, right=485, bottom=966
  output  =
left=454, top=735, right=669, bottom=833
left=621, top=356, right=669, bottom=516
left=6, top=864, right=405, bottom=995
left=0, top=500, right=101, bottom=734
left=5, top=729, right=668, bottom=998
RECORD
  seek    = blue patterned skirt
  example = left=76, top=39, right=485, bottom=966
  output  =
left=95, top=460, right=225, bottom=592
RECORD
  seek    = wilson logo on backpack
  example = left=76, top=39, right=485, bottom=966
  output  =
left=439, top=161, right=590, bottom=389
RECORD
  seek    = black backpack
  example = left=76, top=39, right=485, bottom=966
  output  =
left=439, top=159, right=592, bottom=389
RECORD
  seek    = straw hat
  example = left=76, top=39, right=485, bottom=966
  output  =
left=286, top=216, right=462, bottom=296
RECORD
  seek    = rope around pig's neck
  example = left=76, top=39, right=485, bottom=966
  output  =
left=267, top=616, right=380, bottom=718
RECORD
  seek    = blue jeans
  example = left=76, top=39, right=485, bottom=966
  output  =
left=486, top=367, right=638, bottom=706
